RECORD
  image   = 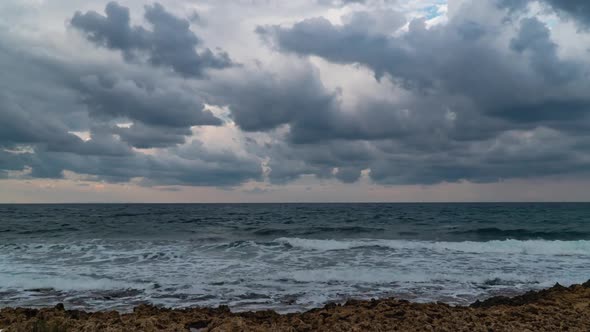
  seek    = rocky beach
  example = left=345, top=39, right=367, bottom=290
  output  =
left=1, top=281, right=590, bottom=331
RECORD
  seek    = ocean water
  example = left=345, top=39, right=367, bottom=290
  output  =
left=0, top=203, right=589, bottom=313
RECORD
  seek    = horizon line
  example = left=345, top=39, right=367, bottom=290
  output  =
left=1, top=201, right=589, bottom=205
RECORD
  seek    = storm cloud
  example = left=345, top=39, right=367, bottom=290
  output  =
left=1, top=0, right=590, bottom=198
left=498, top=0, right=590, bottom=28
left=0, top=2, right=259, bottom=187
left=258, top=5, right=590, bottom=131
left=71, top=2, right=234, bottom=78
left=252, top=0, right=590, bottom=183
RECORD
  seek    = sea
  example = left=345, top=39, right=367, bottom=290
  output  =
left=0, top=203, right=589, bottom=313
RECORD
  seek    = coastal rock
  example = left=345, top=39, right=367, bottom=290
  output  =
left=2, top=281, right=590, bottom=331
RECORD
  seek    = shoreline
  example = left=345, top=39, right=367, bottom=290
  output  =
left=1, top=281, right=590, bottom=331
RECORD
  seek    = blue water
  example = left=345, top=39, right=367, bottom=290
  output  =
left=0, top=203, right=589, bottom=312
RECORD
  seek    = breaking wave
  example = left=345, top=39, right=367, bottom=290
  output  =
left=274, top=237, right=590, bottom=256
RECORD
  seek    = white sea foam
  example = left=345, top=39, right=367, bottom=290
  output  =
left=1, top=238, right=589, bottom=312
left=0, top=274, right=144, bottom=292
left=275, top=237, right=590, bottom=256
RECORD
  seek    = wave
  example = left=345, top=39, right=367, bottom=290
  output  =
left=300, top=226, right=386, bottom=234
left=253, top=228, right=291, bottom=236
left=274, top=237, right=590, bottom=256
left=448, top=227, right=589, bottom=240
left=277, top=269, right=546, bottom=286
left=0, top=273, right=146, bottom=292
left=252, top=226, right=385, bottom=237
left=1, top=236, right=589, bottom=312
left=5, top=237, right=590, bottom=257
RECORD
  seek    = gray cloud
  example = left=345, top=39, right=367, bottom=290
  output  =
left=0, top=15, right=258, bottom=187
left=249, top=1, right=590, bottom=184
left=26, top=140, right=262, bottom=186
left=498, top=0, right=590, bottom=27
left=0, top=32, right=222, bottom=146
left=208, top=60, right=481, bottom=147
left=545, top=0, right=590, bottom=27
left=75, top=72, right=222, bottom=128
left=258, top=4, right=590, bottom=129
left=71, top=2, right=233, bottom=78
left=207, top=63, right=339, bottom=134
left=510, top=17, right=578, bottom=83
left=263, top=140, right=373, bottom=184
left=259, top=124, right=590, bottom=186
left=0, top=150, right=30, bottom=179
left=112, top=123, right=192, bottom=149
left=2, top=0, right=590, bottom=192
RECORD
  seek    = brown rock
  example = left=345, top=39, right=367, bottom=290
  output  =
left=2, top=281, right=590, bottom=331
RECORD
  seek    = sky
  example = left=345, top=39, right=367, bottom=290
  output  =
left=1, top=0, right=590, bottom=203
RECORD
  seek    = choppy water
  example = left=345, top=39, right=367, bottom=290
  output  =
left=0, top=203, right=589, bottom=312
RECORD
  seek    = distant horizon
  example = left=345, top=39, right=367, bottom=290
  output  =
left=2, top=201, right=590, bottom=205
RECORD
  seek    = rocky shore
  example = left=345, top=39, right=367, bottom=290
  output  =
left=2, top=281, right=590, bottom=331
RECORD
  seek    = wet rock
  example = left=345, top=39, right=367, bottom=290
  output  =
left=186, top=320, right=210, bottom=330
left=25, top=288, right=54, bottom=293
left=1, top=280, right=590, bottom=331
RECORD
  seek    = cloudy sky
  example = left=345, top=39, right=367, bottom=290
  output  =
left=1, top=0, right=590, bottom=203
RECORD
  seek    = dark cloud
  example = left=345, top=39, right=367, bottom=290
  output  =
left=208, top=63, right=339, bottom=134
left=510, top=17, right=578, bottom=83
left=0, top=150, right=30, bottom=178
left=0, top=38, right=221, bottom=148
left=2, top=0, right=590, bottom=190
left=71, top=2, right=233, bottom=78
left=112, top=123, right=191, bottom=149
left=260, top=124, right=590, bottom=186
left=366, top=127, right=588, bottom=185
left=545, top=0, right=590, bottom=27
left=249, top=2, right=590, bottom=184
left=208, top=61, right=480, bottom=147
left=48, top=129, right=133, bottom=157
left=75, top=72, right=222, bottom=128
left=258, top=5, right=590, bottom=129
left=130, top=140, right=263, bottom=187
left=0, top=97, right=81, bottom=149
left=22, top=139, right=262, bottom=186
left=263, top=139, right=374, bottom=184
left=0, top=24, right=258, bottom=187
left=0, top=40, right=86, bottom=150
left=257, top=16, right=396, bottom=81
left=335, top=166, right=363, bottom=183
left=498, top=0, right=590, bottom=28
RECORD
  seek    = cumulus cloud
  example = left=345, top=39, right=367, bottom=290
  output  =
left=26, top=140, right=262, bottom=186
left=1, top=0, right=590, bottom=194
left=205, top=61, right=340, bottom=135
left=259, top=1, right=590, bottom=127
left=252, top=0, right=590, bottom=184
left=75, top=72, right=222, bottom=128
left=0, top=2, right=259, bottom=187
left=498, top=0, right=590, bottom=28
left=112, top=123, right=192, bottom=149
left=71, top=2, right=234, bottom=78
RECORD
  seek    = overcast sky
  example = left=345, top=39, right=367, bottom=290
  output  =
left=1, top=0, right=590, bottom=203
